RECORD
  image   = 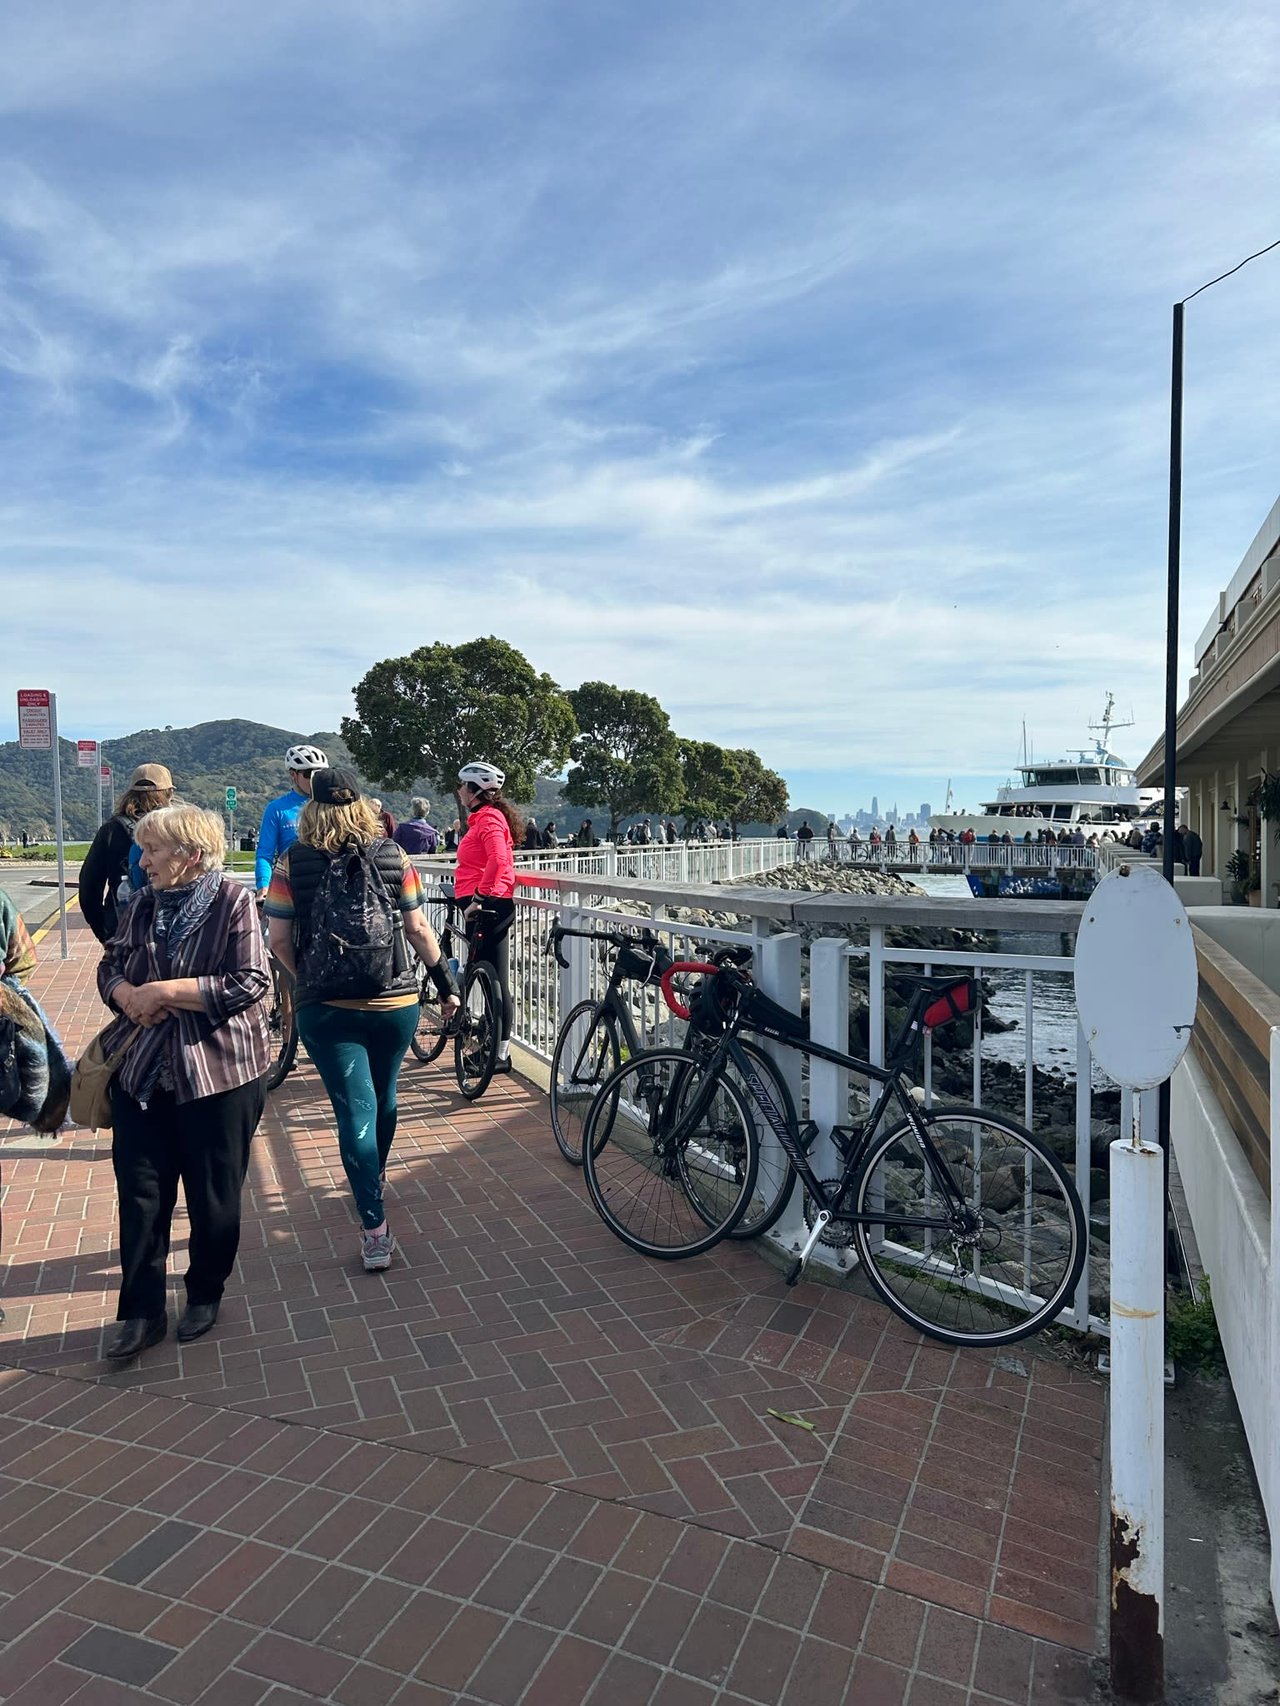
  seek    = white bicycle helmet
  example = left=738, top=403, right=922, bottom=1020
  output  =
left=458, top=760, right=504, bottom=791
left=285, top=743, right=328, bottom=772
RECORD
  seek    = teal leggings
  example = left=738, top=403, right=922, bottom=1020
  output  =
left=295, top=1002, right=419, bottom=1229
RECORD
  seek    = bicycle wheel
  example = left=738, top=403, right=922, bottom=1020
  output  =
left=549, top=1001, right=620, bottom=1166
left=676, top=1040, right=799, bottom=1240
left=852, top=1108, right=1086, bottom=1348
left=263, top=961, right=298, bottom=1092
left=410, top=963, right=452, bottom=1064
left=455, top=960, right=501, bottom=1100
left=582, top=1049, right=758, bottom=1260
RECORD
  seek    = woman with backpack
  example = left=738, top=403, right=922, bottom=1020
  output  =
left=264, top=769, right=458, bottom=1272
left=78, top=765, right=175, bottom=943
left=454, top=761, right=520, bottom=1074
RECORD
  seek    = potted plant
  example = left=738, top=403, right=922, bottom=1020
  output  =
left=1225, top=848, right=1251, bottom=904
left=1248, top=768, right=1280, bottom=827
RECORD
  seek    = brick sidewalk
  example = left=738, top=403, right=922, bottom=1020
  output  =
left=0, top=912, right=1104, bottom=1704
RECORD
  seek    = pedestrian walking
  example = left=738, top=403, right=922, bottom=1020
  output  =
left=1182, top=824, right=1203, bottom=877
left=265, top=770, right=458, bottom=1272
left=393, top=799, right=439, bottom=856
left=78, top=765, right=176, bottom=944
left=96, top=804, right=272, bottom=1359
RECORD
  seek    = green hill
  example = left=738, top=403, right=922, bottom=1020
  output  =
left=0, top=719, right=450, bottom=842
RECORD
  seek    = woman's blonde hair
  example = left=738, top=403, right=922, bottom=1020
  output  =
left=133, top=804, right=226, bottom=875
left=297, top=796, right=383, bottom=856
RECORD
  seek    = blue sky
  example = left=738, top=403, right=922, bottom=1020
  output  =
left=3, top=0, right=1279, bottom=814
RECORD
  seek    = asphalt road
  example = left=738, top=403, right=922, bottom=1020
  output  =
left=0, top=870, right=77, bottom=928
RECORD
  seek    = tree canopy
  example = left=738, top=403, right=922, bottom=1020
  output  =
left=342, top=637, right=577, bottom=815
left=725, top=747, right=789, bottom=831
left=562, top=681, right=683, bottom=838
left=678, top=740, right=741, bottom=826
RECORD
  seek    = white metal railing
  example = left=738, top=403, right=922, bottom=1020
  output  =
left=416, top=837, right=800, bottom=887
left=829, top=842, right=1099, bottom=871
left=479, top=871, right=1105, bottom=1335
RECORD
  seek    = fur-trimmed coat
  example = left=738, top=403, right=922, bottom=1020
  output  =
left=0, top=975, right=71, bottom=1133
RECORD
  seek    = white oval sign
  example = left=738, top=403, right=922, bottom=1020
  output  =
left=1074, top=864, right=1198, bottom=1089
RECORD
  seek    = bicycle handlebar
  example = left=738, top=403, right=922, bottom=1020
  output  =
left=545, top=923, right=658, bottom=970
left=659, top=961, right=720, bottom=1020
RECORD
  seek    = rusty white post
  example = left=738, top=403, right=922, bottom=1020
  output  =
left=1270, top=1028, right=1280, bottom=1615
left=1108, top=1086, right=1164, bottom=1704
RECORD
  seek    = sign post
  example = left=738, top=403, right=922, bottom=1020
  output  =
left=77, top=740, right=99, bottom=834
left=1075, top=864, right=1197, bottom=1704
left=18, top=690, right=69, bottom=960
left=226, top=787, right=237, bottom=851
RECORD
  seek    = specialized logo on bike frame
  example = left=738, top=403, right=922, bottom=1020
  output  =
left=740, top=1061, right=793, bottom=1146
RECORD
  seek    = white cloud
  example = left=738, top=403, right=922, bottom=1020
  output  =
left=1, top=0, right=1278, bottom=810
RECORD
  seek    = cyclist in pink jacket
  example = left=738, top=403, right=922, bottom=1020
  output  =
left=454, top=761, right=522, bottom=1072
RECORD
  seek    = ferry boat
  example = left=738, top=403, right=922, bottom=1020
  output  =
left=930, top=696, right=1165, bottom=839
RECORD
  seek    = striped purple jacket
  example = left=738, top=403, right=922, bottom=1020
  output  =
left=97, top=877, right=272, bottom=1104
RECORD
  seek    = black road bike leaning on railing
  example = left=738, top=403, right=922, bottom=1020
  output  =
left=580, top=952, right=1087, bottom=1349
left=546, top=928, right=804, bottom=1242
left=411, top=890, right=502, bottom=1101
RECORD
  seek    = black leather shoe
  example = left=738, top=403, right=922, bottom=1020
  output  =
left=106, top=1315, right=167, bottom=1360
left=492, top=1056, right=513, bottom=1074
left=176, top=1302, right=220, bottom=1343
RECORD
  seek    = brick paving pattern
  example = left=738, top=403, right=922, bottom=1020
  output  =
left=0, top=912, right=1105, bottom=1703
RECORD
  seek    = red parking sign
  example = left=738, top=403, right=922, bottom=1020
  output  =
left=17, top=690, right=52, bottom=749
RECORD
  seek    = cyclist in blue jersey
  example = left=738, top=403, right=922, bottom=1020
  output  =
left=255, top=744, right=328, bottom=898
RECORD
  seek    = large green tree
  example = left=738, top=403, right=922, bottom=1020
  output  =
left=678, top=739, right=742, bottom=827
left=342, top=637, right=577, bottom=820
left=562, top=681, right=683, bottom=839
left=725, top=747, right=789, bottom=833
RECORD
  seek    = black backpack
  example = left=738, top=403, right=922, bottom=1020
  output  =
left=298, top=839, right=403, bottom=1002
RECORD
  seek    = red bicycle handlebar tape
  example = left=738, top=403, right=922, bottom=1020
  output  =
left=660, top=961, right=719, bottom=1020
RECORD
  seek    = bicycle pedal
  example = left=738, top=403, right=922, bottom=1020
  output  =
left=785, top=1258, right=804, bottom=1288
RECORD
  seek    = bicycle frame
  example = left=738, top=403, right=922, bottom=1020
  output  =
left=702, top=1017, right=967, bottom=1234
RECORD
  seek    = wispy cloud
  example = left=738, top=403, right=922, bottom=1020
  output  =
left=2, top=0, right=1278, bottom=807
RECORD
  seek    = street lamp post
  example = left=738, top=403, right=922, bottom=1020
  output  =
left=1130, top=237, right=1280, bottom=1706
left=1161, top=237, right=1280, bottom=885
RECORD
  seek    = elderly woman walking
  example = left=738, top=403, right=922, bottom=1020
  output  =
left=265, top=769, right=458, bottom=1272
left=97, top=804, right=271, bottom=1360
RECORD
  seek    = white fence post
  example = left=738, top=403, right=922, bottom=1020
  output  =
left=1271, top=1029, right=1280, bottom=1616
left=753, top=927, right=808, bottom=1251
left=808, top=937, right=852, bottom=1267
left=1108, top=1087, right=1165, bottom=1705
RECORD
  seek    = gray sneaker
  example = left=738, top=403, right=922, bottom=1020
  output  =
left=361, top=1227, right=396, bottom=1272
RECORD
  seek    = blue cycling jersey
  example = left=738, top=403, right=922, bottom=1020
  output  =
left=256, top=790, right=308, bottom=889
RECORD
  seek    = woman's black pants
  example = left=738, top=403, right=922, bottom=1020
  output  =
left=110, top=1077, right=266, bottom=1321
left=459, top=896, right=516, bottom=1040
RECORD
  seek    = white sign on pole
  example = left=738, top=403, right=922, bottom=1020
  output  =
left=77, top=739, right=98, bottom=768
left=17, top=689, right=52, bottom=750
left=101, top=764, right=112, bottom=782
left=1075, top=863, right=1197, bottom=1088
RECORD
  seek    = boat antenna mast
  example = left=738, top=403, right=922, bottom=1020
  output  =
left=1088, top=691, right=1134, bottom=761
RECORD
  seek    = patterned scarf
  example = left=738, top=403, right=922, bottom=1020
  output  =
left=136, top=870, right=224, bottom=1101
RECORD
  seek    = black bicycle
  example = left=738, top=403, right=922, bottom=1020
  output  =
left=412, top=890, right=501, bottom=1101
left=547, top=927, right=804, bottom=1242
left=580, top=953, right=1086, bottom=1348
left=262, top=951, right=298, bottom=1092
